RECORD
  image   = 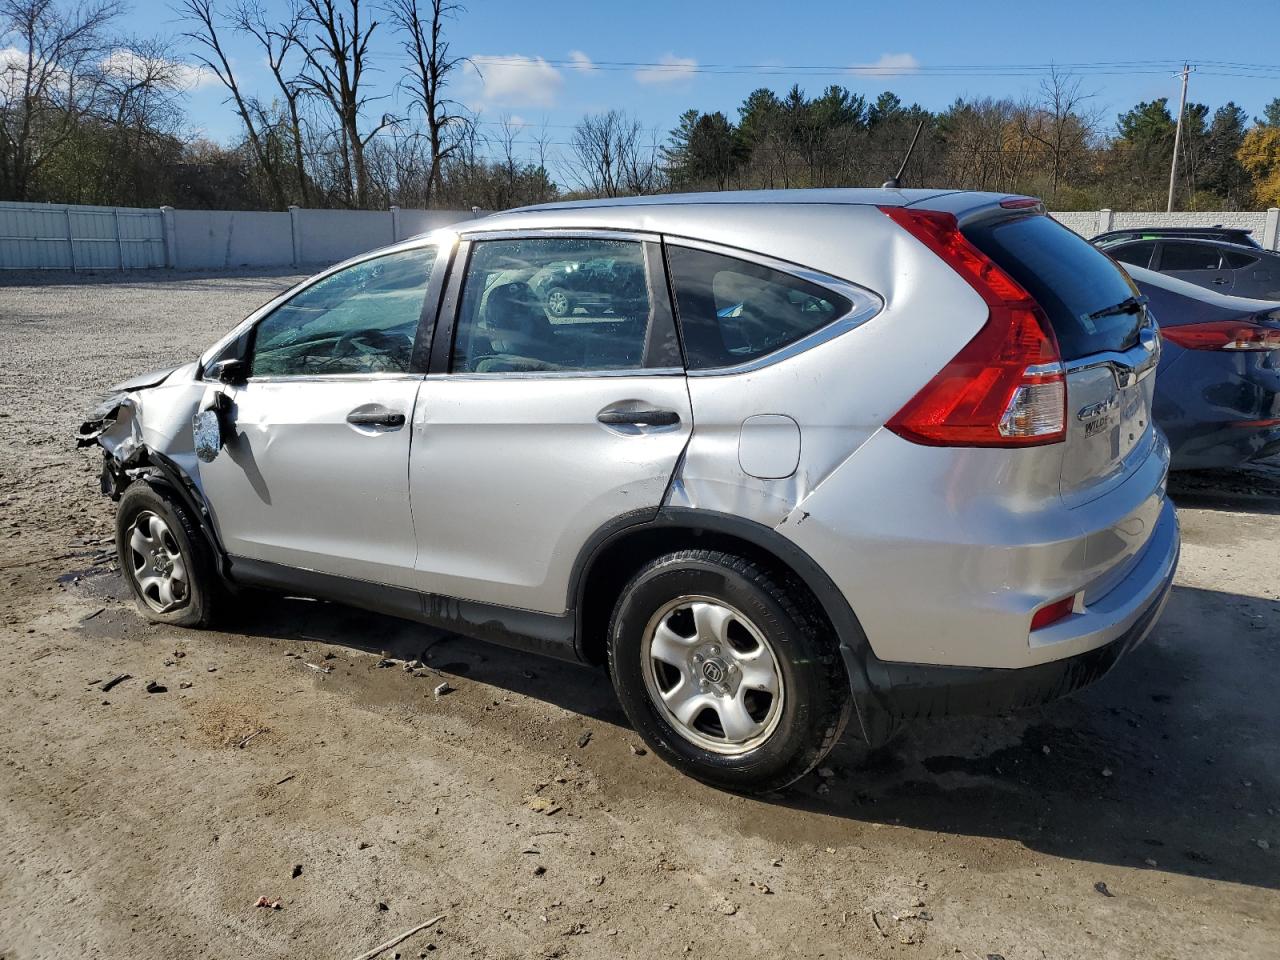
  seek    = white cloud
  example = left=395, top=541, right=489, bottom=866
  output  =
left=568, top=50, right=596, bottom=73
left=466, top=54, right=563, bottom=108
left=101, top=48, right=219, bottom=91
left=850, top=52, right=920, bottom=77
left=635, top=54, right=697, bottom=86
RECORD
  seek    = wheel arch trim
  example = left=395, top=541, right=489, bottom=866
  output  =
left=568, top=507, right=882, bottom=707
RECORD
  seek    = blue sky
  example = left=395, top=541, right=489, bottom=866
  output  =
left=126, top=0, right=1280, bottom=181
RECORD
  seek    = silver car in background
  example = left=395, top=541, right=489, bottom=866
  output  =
left=79, top=189, right=1180, bottom=792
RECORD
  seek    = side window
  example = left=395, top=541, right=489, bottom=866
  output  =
left=1158, top=242, right=1222, bottom=272
left=451, top=237, right=675, bottom=373
left=666, top=245, right=852, bottom=370
left=1223, top=250, right=1260, bottom=270
left=251, top=246, right=436, bottom=377
left=1109, top=241, right=1155, bottom=269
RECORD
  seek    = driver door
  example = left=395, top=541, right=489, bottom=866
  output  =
left=198, top=244, right=442, bottom=588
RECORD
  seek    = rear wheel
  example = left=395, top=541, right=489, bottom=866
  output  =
left=116, top=483, right=220, bottom=628
left=608, top=550, right=850, bottom=793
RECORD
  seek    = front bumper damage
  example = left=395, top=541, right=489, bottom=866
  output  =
left=75, top=362, right=230, bottom=575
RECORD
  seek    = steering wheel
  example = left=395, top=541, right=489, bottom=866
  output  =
left=324, top=328, right=411, bottom=371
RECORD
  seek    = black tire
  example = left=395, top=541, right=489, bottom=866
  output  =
left=115, top=482, right=220, bottom=628
left=607, top=550, right=850, bottom=793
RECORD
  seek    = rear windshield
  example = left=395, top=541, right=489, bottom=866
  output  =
left=964, top=214, right=1141, bottom=360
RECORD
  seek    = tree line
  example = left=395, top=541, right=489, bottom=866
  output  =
left=3, top=0, right=1280, bottom=212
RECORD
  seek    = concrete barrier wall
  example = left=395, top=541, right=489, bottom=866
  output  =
left=1051, top=208, right=1280, bottom=248
left=4, top=202, right=1279, bottom=271
left=171, top=209, right=294, bottom=270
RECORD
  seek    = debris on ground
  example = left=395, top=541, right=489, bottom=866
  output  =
left=178, top=681, right=192, bottom=689
left=303, top=662, right=332, bottom=674
left=629, top=743, right=646, bottom=756
left=237, top=729, right=265, bottom=749
left=433, top=682, right=454, bottom=699
left=526, top=796, right=562, bottom=816
left=100, top=674, right=130, bottom=692
left=292, top=864, right=303, bottom=878
left=376, top=658, right=396, bottom=669
left=714, top=900, right=738, bottom=916
left=349, top=914, right=445, bottom=960
left=254, top=897, right=282, bottom=910
left=1101, top=767, right=1114, bottom=778
left=576, top=730, right=592, bottom=749
left=1257, top=839, right=1271, bottom=851
left=1094, top=881, right=1115, bottom=897
left=870, top=911, right=888, bottom=938
left=144, top=680, right=166, bottom=694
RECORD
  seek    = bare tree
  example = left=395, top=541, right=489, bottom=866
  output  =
left=385, top=0, right=469, bottom=207
left=177, top=0, right=289, bottom=209
left=569, top=109, right=659, bottom=198
left=96, top=36, right=185, bottom=198
left=0, top=0, right=121, bottom=199
left=1023, top=66, right=1098, bottom=202
left=233, top=0, right=310, bottom=204
left=298, top=0, right=391, bottom=208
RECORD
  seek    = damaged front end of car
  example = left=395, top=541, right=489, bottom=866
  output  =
left=76, top=361, right=233, bottom=576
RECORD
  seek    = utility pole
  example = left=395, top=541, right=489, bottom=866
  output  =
left=1167, top=63, right=1191, bottom=213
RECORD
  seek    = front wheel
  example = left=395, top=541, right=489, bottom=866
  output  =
left=543, top=286, right=572, bottom=318
left=116, top=483, right=220, bottom=628
left=607, top=550, right=850, bottom=793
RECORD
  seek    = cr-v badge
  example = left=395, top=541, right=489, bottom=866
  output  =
left=1077, top=394, right=1120, bottom=437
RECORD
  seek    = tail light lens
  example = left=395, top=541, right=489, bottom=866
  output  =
left=880, top=207, right=1066, bottom=446
left=1160, top=320, right=1280, bottom=352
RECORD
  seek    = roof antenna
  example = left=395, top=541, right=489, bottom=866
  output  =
left=882, top=120, right=924, bottom=190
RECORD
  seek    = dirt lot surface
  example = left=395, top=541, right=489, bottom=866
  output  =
left=1, top=269, right=1277, bottom=960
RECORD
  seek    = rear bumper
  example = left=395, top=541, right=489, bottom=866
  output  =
left=860, top=502, right=1179, bottom=720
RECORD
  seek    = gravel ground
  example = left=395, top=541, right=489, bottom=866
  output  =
left=1, top=269, right=1277, bottom=960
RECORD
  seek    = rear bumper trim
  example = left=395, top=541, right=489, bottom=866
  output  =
left=864, top=545, right=1176, bottom=721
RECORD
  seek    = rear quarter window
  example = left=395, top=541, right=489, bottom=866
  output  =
left=963, top=215, right=1142, bottom=361
left=666, top=246, right=852, bottom=370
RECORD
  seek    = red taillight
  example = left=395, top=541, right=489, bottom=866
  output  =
left=880, top=206, right=1067, bottom=447
left=1160, top=320, right=1280, bottom=352
left=1030, top=595, right=1076, bottom=631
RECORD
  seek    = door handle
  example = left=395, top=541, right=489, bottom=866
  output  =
left=1212, top=278, right=1229, bottom=285
left=597, top=407, right=680, bottom=427
left=346, top=409, right=406, bottom=427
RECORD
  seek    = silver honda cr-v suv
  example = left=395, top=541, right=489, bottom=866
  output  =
left=79, top=189, right=1180, bottom=792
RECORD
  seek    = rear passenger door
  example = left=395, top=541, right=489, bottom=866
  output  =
left=1107, top=240, right=1156, bottom=270
left=407, top=232, right=691, bottom=614
left=1156, top=241, right=1234, bottom=293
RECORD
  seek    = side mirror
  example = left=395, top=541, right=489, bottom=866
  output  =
left=194, top=391, right=232, bottom=463
left=209, top=358, right=248, bottom=384
left=193, top=409, right=222, bottom=463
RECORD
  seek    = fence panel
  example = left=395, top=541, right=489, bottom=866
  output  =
left=0, top=201, right=166, bottom=270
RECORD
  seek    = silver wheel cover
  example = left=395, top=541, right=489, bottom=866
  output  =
left=640, top=596, right=785, bottom=755
left=127, top=511, right=190, bottom=613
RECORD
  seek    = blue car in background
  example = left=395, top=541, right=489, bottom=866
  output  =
left=1126, top=264, right=1280, bottom=470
